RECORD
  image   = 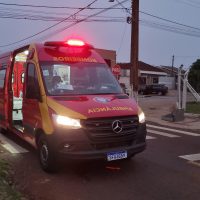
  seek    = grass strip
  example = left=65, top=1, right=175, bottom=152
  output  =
left=186, top=102, right=200, bottom=114
left=0, top=159, right=24, bottom=200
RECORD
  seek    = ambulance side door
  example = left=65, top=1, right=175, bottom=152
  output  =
left=23, top=62, right=41, bottom=137
left=0, top=66, right=7, bottom=128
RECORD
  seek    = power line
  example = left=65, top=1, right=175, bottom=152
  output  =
left=3, top=2, right=200, bottom=32
left=36, top=0, right=130, bottom=42
left=117, top=22, right=128, bottom=54
left=0, top=16, right=125, bottom=22
left=140, top=19, right=200, bottom=38
left=140, top=11, right=200, bottom=32
left=113, top=1, right=200, bottom=33
left=0, top=7, right=123, bottom=18
left=0, top=0, right=98, bottom=48
left=0, top=10, right=124, bottom=22
left=1, top=9, right=200, bottom=38
left=1, top=0, right=200, bottom=49
left=115, top=0, right=200, bottom=38
left=0, top=2, right=128, bottom=10
left=1, top=12, right=200, bottom=39
left=0, top=0, right=129, bottom=49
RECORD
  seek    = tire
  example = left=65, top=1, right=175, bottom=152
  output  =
left=126, top=154, right=135, bottom=161
left=38, top=134, right=57, bottom=173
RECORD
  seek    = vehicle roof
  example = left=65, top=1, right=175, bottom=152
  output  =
left=0, top=41, right=107, bottom=64
left=34, top=43, right=106, bottom=64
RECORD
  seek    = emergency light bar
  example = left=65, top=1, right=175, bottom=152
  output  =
left=44, top=39, right=93, bottom=49
left=66, top=39, right=85, bottom=46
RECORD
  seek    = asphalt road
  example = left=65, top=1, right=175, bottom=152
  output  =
left=1, top=122, right=200, bottom=200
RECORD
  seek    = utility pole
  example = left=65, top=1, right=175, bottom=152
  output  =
left=171, top=55, right=174, bottom=76
left=177, top=64, right=183, bottom=109
left=130, top=0, right=139, bottom=99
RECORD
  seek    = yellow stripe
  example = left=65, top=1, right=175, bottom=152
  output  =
left=47, top=97, right=87, bottom=119
left=29, top=44, right=54, bottom=134
left=39, top=97, right=54, bottom=134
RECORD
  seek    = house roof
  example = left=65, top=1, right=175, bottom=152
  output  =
left=160, top=65, right=185, bottom=75
left=160, top=65, right=178, bottom=75
left=118, top=61, right=166, bottom=73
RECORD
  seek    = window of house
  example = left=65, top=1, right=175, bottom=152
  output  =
left=126, top=69, right=130, bottom=77
left=121, top=69, right=126, bottom=77
left=153, top=77, right=158, bottom=84
left=139, top=77, right=146, bottom=85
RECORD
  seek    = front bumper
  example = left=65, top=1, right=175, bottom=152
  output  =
left=46, top=123, right=147, bottom=160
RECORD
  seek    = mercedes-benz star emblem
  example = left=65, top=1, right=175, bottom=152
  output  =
left=112, top=120, right=123, bottom=134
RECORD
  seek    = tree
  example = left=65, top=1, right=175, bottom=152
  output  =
left=188, top=59, right=200, bottom=93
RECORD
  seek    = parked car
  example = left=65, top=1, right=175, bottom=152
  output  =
left=138, top=84, right=168, bottom=95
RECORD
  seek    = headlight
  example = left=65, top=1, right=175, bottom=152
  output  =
left=53, top=114, right=81, bottom=128
left=138, top=108, right=145, bottom=123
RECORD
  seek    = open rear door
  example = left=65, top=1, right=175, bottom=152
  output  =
left=0, top=65, right=7, bottom=129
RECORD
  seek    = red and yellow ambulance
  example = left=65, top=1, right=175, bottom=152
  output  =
left=0, top=39, right=146, bottom=172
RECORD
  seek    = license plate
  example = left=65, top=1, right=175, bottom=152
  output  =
left=107, top=151, right=127, bottom=161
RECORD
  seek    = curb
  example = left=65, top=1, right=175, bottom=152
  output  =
left=184, top=113, right=200, bottom=118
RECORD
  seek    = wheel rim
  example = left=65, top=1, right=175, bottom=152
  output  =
left=40, top=143, right=49, bottom=165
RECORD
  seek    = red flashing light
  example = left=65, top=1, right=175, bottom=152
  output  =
left=44, top=39, right=94, bottom=49
left=66, top=39, right=85, bottom=47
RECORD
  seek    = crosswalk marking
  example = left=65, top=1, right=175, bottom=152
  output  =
left=0, top=123, right=199, bottom=154
left=146, top=135, right=156, bottom=140
left=179, top=153, right=200, bottom=161
left=147, top=124, right=200, bottom=136
left=147, top=129, right=180, bottom=138
left=0, top=133, right=28, bottom=154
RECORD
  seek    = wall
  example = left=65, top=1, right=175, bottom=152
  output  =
left=159, top=76, right=176, bottom=89
left=95, top=48, right=116, bottom=68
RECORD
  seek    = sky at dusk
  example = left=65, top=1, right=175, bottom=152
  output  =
left=0, top=0, right=200, bottom=68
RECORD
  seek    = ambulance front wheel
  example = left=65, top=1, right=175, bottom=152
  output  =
left=38, top=134, right=57, bottom=173
left=127, top=154, right=135, bottom=160
left=0, top=127, right=7, bottom=135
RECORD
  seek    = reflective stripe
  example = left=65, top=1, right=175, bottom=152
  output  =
left=47, top=97, right=87, bottom=119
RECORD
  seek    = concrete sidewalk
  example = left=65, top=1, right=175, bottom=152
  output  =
left=138, top=90, right=200, bottom=132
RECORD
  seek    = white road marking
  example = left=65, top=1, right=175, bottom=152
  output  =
left=188, top=161, right=200, bottom=168
left=179, top=153, right=200, bottom=161
left=146, top=135, right=156, bottom=140
left=147, top=129, right=180, bottom=138
left=0, top=133, right=28, bottom=154
left=147, top=124, right=200, bottom=136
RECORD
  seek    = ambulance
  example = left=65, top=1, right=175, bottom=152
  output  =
left=0, top=39, right=147, bottom=172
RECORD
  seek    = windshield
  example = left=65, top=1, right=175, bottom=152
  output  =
left=40, top=62, right=122, bottom=96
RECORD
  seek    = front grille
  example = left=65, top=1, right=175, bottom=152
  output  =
left=92, top=141, right=133, bottom=150
left=81, top=116, right=139, bottom=144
